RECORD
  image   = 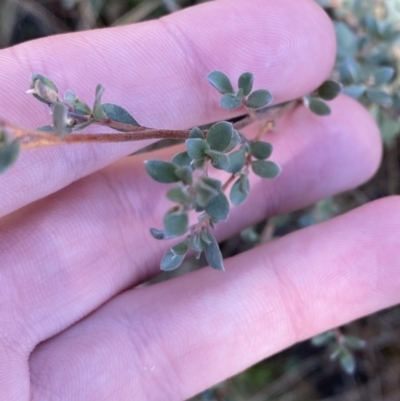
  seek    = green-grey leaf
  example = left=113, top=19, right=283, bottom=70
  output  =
left=251, top=160, right=281, bottom=179
left=187, top=234, right=203, bottom=253
left=189, top=127, right=205, bottom=139
left=175, top=166, right=192, bottom=185
left=201, top=177, right=222, bottom=191
left=31, top=73, right=58, bottom=92
left=317, top=80, right=342, bottom=100
left=246, top=89, right=273, bottom=109
left=206, top=121, right=233, bottom=152
left=150, top=228, right=165, bottom=240
left=236, top=88, right=245, bottom=100
left=64, top=90, right=91, bottom=115
left=186, top=138, right=209, bottom=160
left=230, top=175, right=250, bottom=206
left=160, top=249, right=185, bottom=271
left=238, top=72, right=254, bottom=96
left=164, top=211, right=188, bottom=237
left=373, top=67, right=395, bottom=86
left=220, top=94, right=242, bottom=110
left=145, top=160, right=179, bottom=183
left=172, top=151, right=192, bottom=167
left=364, top=15, right=378, bottom=37
left=339, top=58, right=359, bottom=84
left=225, top=129, right=241, bottom=153
left=93, top=84, right=107, bottom=120
left=339, top=348, right=356, bottom=375
left=308, top=98, right=331, bottom=116
left=0, top=139, right=20, bottom=174
left=52, top=102, right=69, bottom=138
left=344, top=336, right=366, bottom=351
left=207, top=71, right=234, bottom=94
left=206, top=150, right=230, bottom=171
left=72, top=119, right=95, bottom=132
left=171, top=241, right=189, bottom=256
left=381, top=115, right=400, bottom=146
left=227, top=148, right=246, bottom=174
left=167, top=184, right=191, bottom=204
left=335, top=21, right=357, bottom=57
left=101, top=103, right=139, bottom=127
left=311, top=331, right=335, bottom=347
left=343, top=85, right=366, bottom=99
left=203, top=230, right=225, bottom=271
left=250, top=141, right=273, bottom=160
left=195, top=179, right=220, bottom=208
left=366, top=88, right=393, bottom=107
left=205, top=192, right=230, bottom=221
left=30, top=73, right=59, bottom=105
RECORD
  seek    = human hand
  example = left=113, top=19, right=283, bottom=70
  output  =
left=0, top=0, right=397, bottom=400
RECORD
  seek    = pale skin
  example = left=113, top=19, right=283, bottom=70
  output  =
left=0, top=0, right=399, bottom=400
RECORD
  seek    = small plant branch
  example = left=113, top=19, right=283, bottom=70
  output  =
left=0, top=99, right=298, bottom=151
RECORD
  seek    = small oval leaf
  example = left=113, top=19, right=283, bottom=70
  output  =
left=30, top=73, right=59, bottom=105
left=150, top=228, right=165, bottom=240
left=230, top=176, right=250, bottom=206
left=205, top=192, right=230, bottom=221
left=145, top=160, right=179, bottom=183
left=373, top=66, right=395, bottom=86
left=93, top=84, right=107, bottom=121
left=238, top=72, right=254, bottom=96
left=101, top=103, right=139, bottom=127
left=172, top=151, right=193, bottom=167
left=207, top=71, right=234, bottom=94
left=206, top=122, right=233, bottom=152
left=250, top=141, right=273, bottom=160
left=206, top=150, right=230, bottom=171
left=246, top=89, right=273, bottom=109
left=343, top=85, right=366, bottom=99
left=317, top=80, right=342, bottom=100
left=0, top=138, right=20, bottom=174
left=227, top=148, right=246, bottom=174
left=203, top=230, right=225, bottom=271
left=220, top=94, right=242, bottom=110
left=251, top=160, right=281, bottom=179
left=189, top=127, right=205, bottom=139
left=164, top=211, right=188, bottom=237
left=308, top=98, right=331, bottom=116
left=64, top=90, right=92, bottom=115
left=174, top=166, right=193, bottom=185
left=160, top=249, right=185, bottom=271
left=366, top=88, right=393, bottom=107
left=167, top=184, right=191, bottom=204
left=186, top=138, right=209, bottom=160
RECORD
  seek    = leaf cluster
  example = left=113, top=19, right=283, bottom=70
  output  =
left=28, top=74, right=140, bottom=136
left=207, top=71, right=273, bottom=110
left=312, top=330, right=366, bottom=375
left=145, top=94, right=281, bottom=272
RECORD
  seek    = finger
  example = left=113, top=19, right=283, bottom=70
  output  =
left=29, top=196, right=400, bottom=401
left=1, top=96, right=380, bottom=353
left=0, top=0, right=335, bottom=217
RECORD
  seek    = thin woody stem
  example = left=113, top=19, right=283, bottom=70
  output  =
left=1, top=99, right=298, bottom=150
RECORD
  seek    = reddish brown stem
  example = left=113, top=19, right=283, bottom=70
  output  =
left=1, top=99, right=297, bottom=150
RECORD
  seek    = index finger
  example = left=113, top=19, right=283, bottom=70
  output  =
left=0, top=0, right=335, bottom=217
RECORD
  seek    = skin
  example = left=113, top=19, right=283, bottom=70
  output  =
left=0, top=0, right=398, bottom=400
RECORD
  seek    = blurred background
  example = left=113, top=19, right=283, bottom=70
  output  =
left=1, top=0, right=400, bottom=400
